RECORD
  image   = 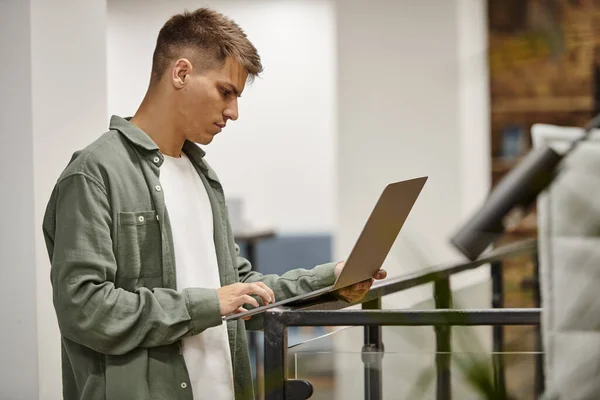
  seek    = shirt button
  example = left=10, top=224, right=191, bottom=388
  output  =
left=180, top=382, right=188, bottom=389
left=138, top=216, right=145, bottom=222
left=153, top=156, right=160, bottom=164
left=155, top=185, right=162, bottom=192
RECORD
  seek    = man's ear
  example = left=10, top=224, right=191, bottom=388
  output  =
left=172, top=58, right=192, bottom=89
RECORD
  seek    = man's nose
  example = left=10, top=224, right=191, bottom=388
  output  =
left=224, top=99, right=239, bottom=121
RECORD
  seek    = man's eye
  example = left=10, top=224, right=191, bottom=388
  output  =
left=221, top=88, right=231, bottom=97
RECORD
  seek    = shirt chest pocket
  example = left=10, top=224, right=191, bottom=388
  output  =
left=116, top=211, right=162, bottom=279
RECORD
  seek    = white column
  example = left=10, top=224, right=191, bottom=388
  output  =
left=0, top=2, right=38, bottom=399
left=31, top=1, right=108, bottom=398
left=1, top=1, right=107, bottom=398
left=454, top=0, right=492, bottom=291
left=334, top=0, right=490, bottom=397
left=335, top=0, right=490, bottom=304
left=457, top=0, right=491, bottom=221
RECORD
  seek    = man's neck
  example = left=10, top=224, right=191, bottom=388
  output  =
left=130, top=94, right=185, bottom=157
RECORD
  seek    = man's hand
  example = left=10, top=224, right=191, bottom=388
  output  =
left=334, top=261, right=387, bottom=303
left=217, top=282, right=275, bottom=320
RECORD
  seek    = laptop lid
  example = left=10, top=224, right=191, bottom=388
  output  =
left=224, top=176, right=427, bottom=321
left=332, top=176, right=428, bottom=289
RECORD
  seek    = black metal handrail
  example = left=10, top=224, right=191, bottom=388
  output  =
left=294, top=238, right=537, bottom=312
left=262, top=238, right=540, bottom=400
left=267, top=308, right=541, bottom=327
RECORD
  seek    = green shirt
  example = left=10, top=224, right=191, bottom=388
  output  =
left=42, top=116, right=337, bottom=400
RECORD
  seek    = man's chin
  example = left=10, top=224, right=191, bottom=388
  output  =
left=193, top=134, right=215, bottom=146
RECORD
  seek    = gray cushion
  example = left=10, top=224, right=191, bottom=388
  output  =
left=533, top=124, right=600, bottom=399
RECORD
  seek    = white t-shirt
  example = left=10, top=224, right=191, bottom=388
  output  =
left=160, top=153, right=235, bottom=400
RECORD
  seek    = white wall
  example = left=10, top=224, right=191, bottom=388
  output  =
left=0, top=1, right=108, bottom=399
left=0, top=2, right=39, bottom=399
left=335, top=0, right=491, bottom=308
left=107, top=0, right=337, bottom=233
left=334, top=0, right=491, bottom=395
left=31, top=2, right=109, bottom=398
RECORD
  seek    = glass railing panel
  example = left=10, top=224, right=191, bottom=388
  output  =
left=290, top=350, right=542, bottom=399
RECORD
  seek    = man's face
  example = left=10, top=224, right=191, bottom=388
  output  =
left=175, top=56, right=248, bottom=145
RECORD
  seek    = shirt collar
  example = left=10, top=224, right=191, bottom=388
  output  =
left=183, top=141, right=220, bottom=183
left=182, top=139, right=207, bottom=161
left=109, top=115, right=207, bottom=159
left=109, top=115, right=159, bottom=152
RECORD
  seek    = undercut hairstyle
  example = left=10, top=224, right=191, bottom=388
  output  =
left=150, top=8, right=263, bottom=86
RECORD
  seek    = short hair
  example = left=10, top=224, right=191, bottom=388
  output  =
left=150, top=8, right=263, bottom=85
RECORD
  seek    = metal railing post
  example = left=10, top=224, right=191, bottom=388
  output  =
left=362, top=298, right=383, bottom=400
left=491, top=260, right=507, bottom=398
left=264, top=310, right=288, bottom=400
left=434, top=278, right=452, bottom=400
left=533, top=253, right=545, bottom=396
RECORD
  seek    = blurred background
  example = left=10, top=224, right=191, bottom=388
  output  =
left=3, top=0, right=600, bottom=399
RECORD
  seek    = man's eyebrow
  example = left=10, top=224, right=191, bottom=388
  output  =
left=223, top=82, right=241, bottom=97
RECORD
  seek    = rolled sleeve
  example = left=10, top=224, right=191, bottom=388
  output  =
left=184, top=288, right=223, bottom=335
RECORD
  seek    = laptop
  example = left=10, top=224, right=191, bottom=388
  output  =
left=225, top=176, right=428, bottom=321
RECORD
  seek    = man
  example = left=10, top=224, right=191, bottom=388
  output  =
left=42, top=7, right=386, bottom=400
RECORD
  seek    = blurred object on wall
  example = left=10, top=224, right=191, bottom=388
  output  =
left=501, top=124, right=526, bottom=159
